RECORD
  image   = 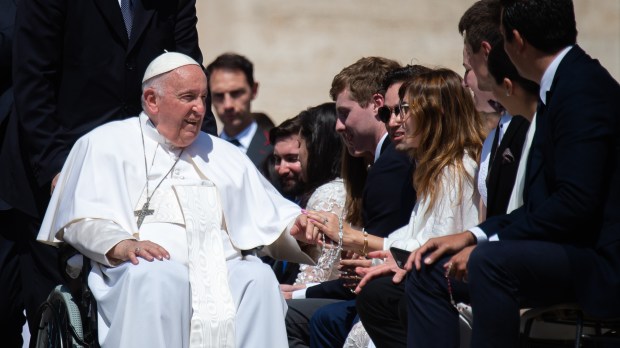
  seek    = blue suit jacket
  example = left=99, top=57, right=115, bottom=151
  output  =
left=479, top=46, right=620, bottom=318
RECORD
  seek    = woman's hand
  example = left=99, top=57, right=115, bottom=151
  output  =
left=305, top=210, right=341, bottom=243
left=355, top=250, right=407, bottom=293
left=339, top=256, right=373, bottom=290
left=106, top=239, right=170, bottom=265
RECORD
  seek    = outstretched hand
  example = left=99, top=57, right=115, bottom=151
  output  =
left=404, top=231, right=476, bottom=272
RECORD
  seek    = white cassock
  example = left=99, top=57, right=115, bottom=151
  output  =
left=38, top=113, right=317, bottom=348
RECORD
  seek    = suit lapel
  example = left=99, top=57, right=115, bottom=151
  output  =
left=379, top=136, right=392, bottom=156
left=246, top=128, right=271, bottom=167
left=524, top=101, right=547, bottom=201
left=93, top=0, right=129, bottom=46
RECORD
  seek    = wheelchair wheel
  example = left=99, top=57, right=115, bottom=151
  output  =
left=35, top=285, right=85, bottom=348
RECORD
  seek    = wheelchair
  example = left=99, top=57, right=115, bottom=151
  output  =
left=34, top=246, right=99, bottom=348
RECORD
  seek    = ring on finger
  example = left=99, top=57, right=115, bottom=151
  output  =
left=323, top=218, right=328, bottom=224
left=135, top=247, right=141, bottom=254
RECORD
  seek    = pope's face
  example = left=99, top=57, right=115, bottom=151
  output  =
left=147, top=65, right=207, bottom=147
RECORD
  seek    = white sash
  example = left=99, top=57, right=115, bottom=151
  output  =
left=174, top=184, right=236, bottom=348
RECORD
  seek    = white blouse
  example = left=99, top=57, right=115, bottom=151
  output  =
left=384, top=154, right=481, bottom=252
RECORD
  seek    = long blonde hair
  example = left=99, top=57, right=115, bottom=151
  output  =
left=404, top=68, right=485, bottom=214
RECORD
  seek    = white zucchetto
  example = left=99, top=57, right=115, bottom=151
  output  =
left=142, top=52, right=201, bottom=83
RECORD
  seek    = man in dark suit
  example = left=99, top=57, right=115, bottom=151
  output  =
left=206, top=53, right=273, bottom=169
left=0, top=0, right=212, bottom=343
left=405, top=1, right=620, bottom=347
left=285, top=58, right=418, bottom=348
left=458, top=0, right=530, bottom=220
left=0, top=1, right=25, bottom=346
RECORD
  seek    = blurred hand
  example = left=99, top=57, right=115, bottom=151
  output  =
left=280, top=283, right=306, bottom=299
left=445, top=245, right=476, bottom=282
left=50, top=172, right=60, bottom=195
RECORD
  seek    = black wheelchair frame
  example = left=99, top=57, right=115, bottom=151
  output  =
left=34, top=246, right=99, bottom=348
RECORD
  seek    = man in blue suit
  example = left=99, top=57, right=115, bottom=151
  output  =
left=404, top=0, right=620, bottom=347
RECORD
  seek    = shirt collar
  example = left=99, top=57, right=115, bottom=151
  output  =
left=540, top=46, right=573, bottom=104
left=139, top=111, right=181, bottom=155
left=140, top=112, right=177, bottom=151
left=220, top=121, right=257, bottom=152
left=374, top=132, right=388, bottom=164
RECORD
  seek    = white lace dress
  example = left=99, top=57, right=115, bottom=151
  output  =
left=294, top=178, right=346, bottom=285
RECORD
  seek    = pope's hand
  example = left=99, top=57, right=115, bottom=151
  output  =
left=291, top=212, right=321, bottom=245
left=107, top=239, right=170, bottom=265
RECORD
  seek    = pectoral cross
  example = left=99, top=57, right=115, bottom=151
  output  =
left=134, top=201, right=154, bottom=228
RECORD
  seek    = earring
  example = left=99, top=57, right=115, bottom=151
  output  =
left=506, top=90, right=511, bottom=97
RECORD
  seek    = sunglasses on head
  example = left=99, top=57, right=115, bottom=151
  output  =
left=378, top=103, right=408, bottom=123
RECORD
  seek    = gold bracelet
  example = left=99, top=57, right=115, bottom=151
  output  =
left=361, top=229, right=368, bottom=257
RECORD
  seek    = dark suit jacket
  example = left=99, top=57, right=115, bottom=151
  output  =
left=0, top=0, right=215, bottom=218
left=246, top=126, right=273, bottom=169
left=306, top=138, right=417, bottom=299
left=0, top=0, right=16, bottom=137
left=479, top=46, right=620, bottom=318
left=485, top=115, right=530, bottom=218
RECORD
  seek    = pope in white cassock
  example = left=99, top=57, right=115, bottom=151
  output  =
left=37, top=52, right=320, bottom=348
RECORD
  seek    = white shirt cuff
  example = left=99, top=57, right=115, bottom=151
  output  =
left=292, top=282, right=319, bottom=299
left=468, top=227, right=488, bottom=243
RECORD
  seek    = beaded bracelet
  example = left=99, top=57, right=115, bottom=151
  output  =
left=361, top=229, right=368, bottom=257
left=337, top=214, right=344, bottom=251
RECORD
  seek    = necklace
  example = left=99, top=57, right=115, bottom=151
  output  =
left=134, top=118, right=184, bottom=228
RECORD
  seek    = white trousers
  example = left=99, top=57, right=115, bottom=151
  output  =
left=89, top=255, right=288, bottom=348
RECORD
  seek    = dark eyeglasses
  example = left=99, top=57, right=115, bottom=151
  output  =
left=378, top=104, right=407, bottom=123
